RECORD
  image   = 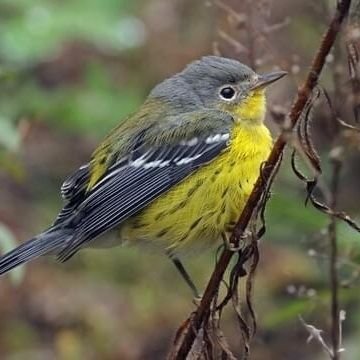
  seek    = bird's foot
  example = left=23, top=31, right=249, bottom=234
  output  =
left=192, top=294, right=203, bottom=307
left=222, top=229, right=252, bottom=252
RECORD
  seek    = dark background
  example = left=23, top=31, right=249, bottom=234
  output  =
left=0, top=1, right=359, bottom=359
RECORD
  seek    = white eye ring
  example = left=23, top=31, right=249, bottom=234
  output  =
left=219, top=86, right=237, bottom=101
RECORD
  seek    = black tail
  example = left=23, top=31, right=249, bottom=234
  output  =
left=0, top=229, right=72, bottom=275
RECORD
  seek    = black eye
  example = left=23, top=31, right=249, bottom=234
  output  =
left=219, top=86, right=236, bottom=100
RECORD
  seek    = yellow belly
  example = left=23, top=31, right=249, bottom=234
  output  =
left=120, top=123, right=272, bottom=252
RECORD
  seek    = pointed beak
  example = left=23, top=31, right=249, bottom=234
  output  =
left=250, top=70, right=287, bottom=91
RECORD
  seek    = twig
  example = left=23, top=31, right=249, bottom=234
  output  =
left=299, top=316, right=334, bottom=357
left=169, top=1, right=352, bottom=359
left=327, top=21, right=346, bottom=358
left=328, top=148, right=342, bottom=360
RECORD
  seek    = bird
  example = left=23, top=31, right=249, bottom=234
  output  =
left=0, top=56, right=286, bottom=296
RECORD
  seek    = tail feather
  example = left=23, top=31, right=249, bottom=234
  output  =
left=0, top=229, right=71, bottom=275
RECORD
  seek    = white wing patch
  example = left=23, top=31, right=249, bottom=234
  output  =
left=180, top=137, right=199, bottom=146
left=205, top=133, right=230, bottom=144
left=130, top=150, right=152, bottom=168
left=174, top=154, right=202, bottom=165
left=143, top=160, right=163, bottom=169
left=128, top=133, right=229, bottom=170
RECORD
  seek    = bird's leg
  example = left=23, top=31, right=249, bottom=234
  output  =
left=168, top=254, right=201, bottom=300
left=221, top=229, right=251, bottom=252
left=221, top=232, right=249, bottom=277
left=221, top=232, right=242, bottom=251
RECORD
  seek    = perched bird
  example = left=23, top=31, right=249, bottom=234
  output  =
left=0, top=56, right=286, bottom=296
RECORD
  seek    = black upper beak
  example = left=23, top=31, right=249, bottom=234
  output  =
left=250, top=70, right=287, bottom=91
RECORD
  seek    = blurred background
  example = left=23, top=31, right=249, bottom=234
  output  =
left=0, top=0, right=359, bottom=359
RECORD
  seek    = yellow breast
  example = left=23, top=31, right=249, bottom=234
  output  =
left=121, top=122, right=272, bottom=252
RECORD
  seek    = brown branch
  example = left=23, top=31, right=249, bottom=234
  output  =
left=169, top=1, right=352, bottom=358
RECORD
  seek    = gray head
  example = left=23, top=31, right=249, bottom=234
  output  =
left=149, top=56, right=286, bottom=116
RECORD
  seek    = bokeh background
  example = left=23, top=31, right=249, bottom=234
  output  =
left=0, top=0, right=359, bottom=359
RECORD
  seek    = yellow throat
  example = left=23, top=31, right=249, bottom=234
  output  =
left=231, top=90, right=266, bottom=124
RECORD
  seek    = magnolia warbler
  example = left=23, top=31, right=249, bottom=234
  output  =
left=0, top=56, right=286, bottom=296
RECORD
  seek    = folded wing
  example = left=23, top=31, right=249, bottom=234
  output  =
left=55, top=110, right=234, bottom=260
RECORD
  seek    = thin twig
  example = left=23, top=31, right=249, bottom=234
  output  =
left=328, top=27, right=344, bottom=359
left=328, top=148, right=343, bottom=359
left=169, top=1, right=352, bottom=359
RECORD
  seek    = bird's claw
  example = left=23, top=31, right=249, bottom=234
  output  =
left=222, top=229, right=252, bottom=252
left=226, top=243, right=242, bottom=252
left=192, top=294, right=203, bottom=307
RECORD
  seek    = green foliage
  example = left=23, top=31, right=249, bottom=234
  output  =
left=0, top=0, right=144, bottom=136
left=0, top=0, right=143, bottom=64
left=0, top=116, right=20, bottom=151
left=0, top=63, right=142, bottom=135
left=263, top=297, right=312, bottom=328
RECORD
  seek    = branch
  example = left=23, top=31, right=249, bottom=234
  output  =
left=169, top=1, right=352, bottom=358
left=328, top=148, right=342, bottom=360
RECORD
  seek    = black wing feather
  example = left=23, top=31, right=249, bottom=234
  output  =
left=60, top=164, right=90, bottom=201
left=54, top=165, right=90, bottom=225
